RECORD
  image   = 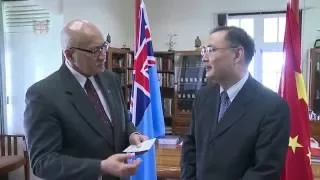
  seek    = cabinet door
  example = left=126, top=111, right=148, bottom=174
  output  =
left=173, top=51, right=205, bottom=135
left=309, top=48, right=320, bottom=113
left=174, top=51, right=205, bottom=115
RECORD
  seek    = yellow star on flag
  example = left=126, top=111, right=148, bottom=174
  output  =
left=295, top=72, right=308, bottom=105
left=307, top=148, right=311, bottom=164
left=289, top=135, right=303, bottom=153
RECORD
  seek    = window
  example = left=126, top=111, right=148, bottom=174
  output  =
left=262, top=51, right=284, bottom=91
left=0, top=3, right=4, bottom=134
left=227, top=12, right=286, bottom=92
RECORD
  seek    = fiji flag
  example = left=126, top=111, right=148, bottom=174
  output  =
left=129, top=0, right=165, bottom=180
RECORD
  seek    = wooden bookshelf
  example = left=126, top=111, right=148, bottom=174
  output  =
left=106, top=48, right=205, bottom=136
left=106, top=47, right=132, bottom=106
left=154, top=52, right=175, bottom=134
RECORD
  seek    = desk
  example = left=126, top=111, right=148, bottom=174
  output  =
left=313, top=163, right=320, bottom=180
left=156, top=145, right=320, bottom=180
left=156, top=144, right=181, bottom=180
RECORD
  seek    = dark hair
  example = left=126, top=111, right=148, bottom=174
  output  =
left=211, top=26, right=255, bottom=65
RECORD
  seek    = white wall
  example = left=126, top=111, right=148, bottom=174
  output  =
left=144, top=0, right=319, bottom=85
left=2, top=0, right=63, bottom=179
left=144, top=0, right=288, bottom=51
left=3, top=1, right=133, bottom=179
left=63, top=0, right=134, bottom=48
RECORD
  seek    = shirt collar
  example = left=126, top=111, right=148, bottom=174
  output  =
left=220, top=72, right=249, bottom=102
left=65, top=60, right=94, bottom=88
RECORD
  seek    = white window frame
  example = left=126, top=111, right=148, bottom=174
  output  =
left=227, top=12, right=286, bottom=86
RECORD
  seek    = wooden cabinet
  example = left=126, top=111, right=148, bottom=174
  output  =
left=107, top=48, right=209, bottom=136
left=308, top=48, right=320, bottom=142
left=310, top=121, right=320, bottom=142
left=173, top=51, right=206, bottom=135
left=107, top=48, right=175, bottom=134
left=154, top=52, right=175, bottom=134
left=106, top=47, right=132, bottom=106
left=309, top=48, right=320, bottom=113
left=313, top=163, right=320, bottom=180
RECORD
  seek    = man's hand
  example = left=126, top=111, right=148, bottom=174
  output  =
left=129, top=133, right=149, bottom=146
left=100, top=153, right=141, bottom=177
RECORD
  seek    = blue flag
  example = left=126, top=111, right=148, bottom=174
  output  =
left=129, top=0, right=165, bottom=180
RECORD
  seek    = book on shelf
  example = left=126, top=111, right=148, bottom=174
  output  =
left=165, top=126, right=173, bottom=135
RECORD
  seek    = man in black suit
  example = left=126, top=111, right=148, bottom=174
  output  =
left=181, top=26, right=290, bottom=180
left=24, top=20, right=147, bottom=180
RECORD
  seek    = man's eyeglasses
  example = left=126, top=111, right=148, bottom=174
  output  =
left=70, top=40, right=110, bottom=57
left=201, top=46, right=237, bottom=56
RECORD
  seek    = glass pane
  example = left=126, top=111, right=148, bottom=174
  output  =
left=240, top=18, right=254, bottom=38
left=264, top=18, right=278, bottom=43
left=174, top=53, right=205, bottom=113
left=278, top=17, right=286, bottom=42
left=227, top=19, right=240, bottom=27
left=248, top=57, right=254, bottom=76
left=262, top=51, right=285, bottom=91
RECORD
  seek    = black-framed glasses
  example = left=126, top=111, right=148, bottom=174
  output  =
left=70, top=40, right=110, bottom=57
left=201, top=46, right=237, bottom=56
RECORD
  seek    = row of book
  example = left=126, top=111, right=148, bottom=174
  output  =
left=162, top=98, right=173, bottom=117
left=112, top=53, right=133, bottom=69
left=155, top=56, right=174, bottom=72
left=158, top=73, right=174, bottom=88
left=113, top=53, right=174, bottom=71
left=177, top=99, right=194, bottom=113
left=125, top=70, right=175, bottom=88
left=177, top=76, right=207, bottom=84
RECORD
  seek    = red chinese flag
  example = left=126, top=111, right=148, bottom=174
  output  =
left=279, top=0, right=313, bottom=179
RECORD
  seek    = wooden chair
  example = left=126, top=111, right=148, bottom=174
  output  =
left=0, top=135, right=30, bottom=180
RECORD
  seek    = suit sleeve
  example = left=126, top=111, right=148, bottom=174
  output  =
left=180, top=93, right=198, bottom=180
left=242, top=99, right=290, bottom=180
left=24, top=86, right=102, bottom=180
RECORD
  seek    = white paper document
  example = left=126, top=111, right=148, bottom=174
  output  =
left=123, top=138, right=156, bottom=153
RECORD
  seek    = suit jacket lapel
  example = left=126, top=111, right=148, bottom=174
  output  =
left=201, top=85, right=220, bottom=141
left=59, top=65, right=114, bottom=149
left=214, top=76, right=256, bottom=137
left=95, top=74, right=122, bottom=151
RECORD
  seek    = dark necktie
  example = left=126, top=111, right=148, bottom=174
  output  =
left=218, top=91, right=231, bottom=122
left=84, top=78, right=113, bottom=127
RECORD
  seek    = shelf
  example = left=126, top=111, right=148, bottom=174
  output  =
left=157, top=71, right=174, bottom=74
left=112, top=68, right=126, bottom=73
left=109, top=48, right=204, bottom=136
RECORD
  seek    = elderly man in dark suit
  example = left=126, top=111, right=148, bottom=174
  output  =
left=24, top=19, right=147, bottom=180
left=181, top=26, right=290, bottom=180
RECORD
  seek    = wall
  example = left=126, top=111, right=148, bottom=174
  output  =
left=144, top=0, right=319, bottom=85
left=144, top=0, right=287, bottom=51
left=3, top=1, right=133, bottom=179
left=2, top=0, right=63, bottom=179
left=63, top=0, right=134, bottom=48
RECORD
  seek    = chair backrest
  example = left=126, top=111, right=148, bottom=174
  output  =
left=0, top=135, right=27, bottom=156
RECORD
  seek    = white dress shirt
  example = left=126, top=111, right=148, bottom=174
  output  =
left=65, top=60, right=112, bottom=121
left=220, top=72, right=249, bottom=102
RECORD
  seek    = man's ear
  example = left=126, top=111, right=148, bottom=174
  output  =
left=64, top=49, right=73, bottom=61
left=233, top=46, right=244, bottom=64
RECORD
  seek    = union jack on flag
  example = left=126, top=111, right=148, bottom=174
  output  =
left=129, top=0, right=165, bottom=180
